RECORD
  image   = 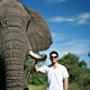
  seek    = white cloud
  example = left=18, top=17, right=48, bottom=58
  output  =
left=42, top=39, right=90, bottom=56
left=50, top=33, right=90, bottom=56
left=65, top=18, right=75, bottom=22
left=77, top=19, right=88, bottom=24
left=46, top=0, right=67, bottom=3
left=49, top=17, right=64, bottom=22
left=55, top=39, right=90, bottom=55
left=51, top=32, right=67, bottom=42
left=49, top=16, right=76, bottom=23
left=79, top=13, right=90, bottom=19
left=40, top=39, right=90, bottom=66
left=49, top=12, right=90, bottom=25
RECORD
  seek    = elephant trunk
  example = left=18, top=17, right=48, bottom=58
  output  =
left=0, top=16, right=29, bottom=90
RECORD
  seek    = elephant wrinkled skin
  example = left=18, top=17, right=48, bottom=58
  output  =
left=0, top=0, right=52, bottom=90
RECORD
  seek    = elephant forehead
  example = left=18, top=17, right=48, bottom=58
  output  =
left=15, top=3, right=28, bottom=15
left=0, top=0, right=29, bottom=16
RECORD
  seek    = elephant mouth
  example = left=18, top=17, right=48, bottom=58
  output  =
left=24, top=88, right=29, bottom=90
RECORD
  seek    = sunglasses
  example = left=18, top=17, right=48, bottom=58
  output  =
left=50, top=56, right=58, bottom=59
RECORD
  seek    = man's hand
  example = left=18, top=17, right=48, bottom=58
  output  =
left=38, top=54, right=47, bottom=61
left=33, top=54, right=47, bottom=61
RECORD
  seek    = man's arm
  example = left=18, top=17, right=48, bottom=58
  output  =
left=64, top=77, right=68, bottom=90
left=34, top=61, right=39, bottom=72
left=34, top=61, right=48, bottom=73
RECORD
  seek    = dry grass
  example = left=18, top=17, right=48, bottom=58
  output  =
left=29, top=84, right=46, bottom=90
left=28, top=83, right=90, bottom=90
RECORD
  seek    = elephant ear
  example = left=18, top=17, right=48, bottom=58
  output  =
left=23, top=5, right=53, bottom=52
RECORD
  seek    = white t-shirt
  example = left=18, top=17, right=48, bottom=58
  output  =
left=38, top=63, right=69, bottom=90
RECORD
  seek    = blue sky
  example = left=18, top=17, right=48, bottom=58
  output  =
left=20, top=0, right=90, bottom=67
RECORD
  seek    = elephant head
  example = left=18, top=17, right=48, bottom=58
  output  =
left=0, top=0, right=52, bottom=90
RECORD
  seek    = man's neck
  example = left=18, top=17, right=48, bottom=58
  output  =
left=52, top=62, right=58, bottom=69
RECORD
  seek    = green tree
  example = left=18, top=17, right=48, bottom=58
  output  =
left=88, top=51, right=90, bottom=57
left=57, top=52, right=90, bottom=89
left=58, top=53, right=80, bottom=81
left=78, top=60, right=87, bottom=68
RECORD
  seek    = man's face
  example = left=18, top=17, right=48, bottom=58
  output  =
left=50, top=53, right=58, bottom=64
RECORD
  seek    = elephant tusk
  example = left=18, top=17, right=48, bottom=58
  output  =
left=29, top=51, right=41, bottom=58
left=29, top=51, right=47, bottom=61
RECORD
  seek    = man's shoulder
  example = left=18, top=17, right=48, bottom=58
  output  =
left=58, top=64, right=67, bottom=69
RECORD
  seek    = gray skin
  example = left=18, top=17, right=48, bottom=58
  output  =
left=0, top=0, right=52, bottom=90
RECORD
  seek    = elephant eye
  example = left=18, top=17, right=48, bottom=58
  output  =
left=0, top=22, right=1, bottom=25
left=26, top=20, right=31, bottom=32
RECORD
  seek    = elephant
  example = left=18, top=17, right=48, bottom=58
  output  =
left=0, top=0, right=52, bottom=90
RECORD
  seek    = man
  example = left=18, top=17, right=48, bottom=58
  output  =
left=34, top=51, right=69, bottom=90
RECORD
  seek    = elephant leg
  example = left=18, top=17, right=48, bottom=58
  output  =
left=1, top=26, right=29, bottom=90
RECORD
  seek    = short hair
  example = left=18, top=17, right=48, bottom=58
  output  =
left=50, top=51, right=58, bottom=57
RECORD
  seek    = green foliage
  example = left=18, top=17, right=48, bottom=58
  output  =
left=88, top=51, right=90, bottom=57
left=27, top=72, right=46, bottom=85
left=24, top=55, right=46, bottom=85
left=69, top=82, right=90, bottom=90
left=78, top=60, right=87, bottom=68
left=24, top=56, right=34, bottom=75
left=76, top=68, right=90, bottom=87
left=58, top=52, right=90, bottom=89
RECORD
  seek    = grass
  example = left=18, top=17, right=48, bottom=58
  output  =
left=28, top=84, right=46, bottom=90
left=28, top=83, right=90, bottom=90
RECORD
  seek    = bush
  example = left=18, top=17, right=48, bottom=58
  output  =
left=27, top=72, right=46, bottom=85
left=24, top=55, right=46, bottom=85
